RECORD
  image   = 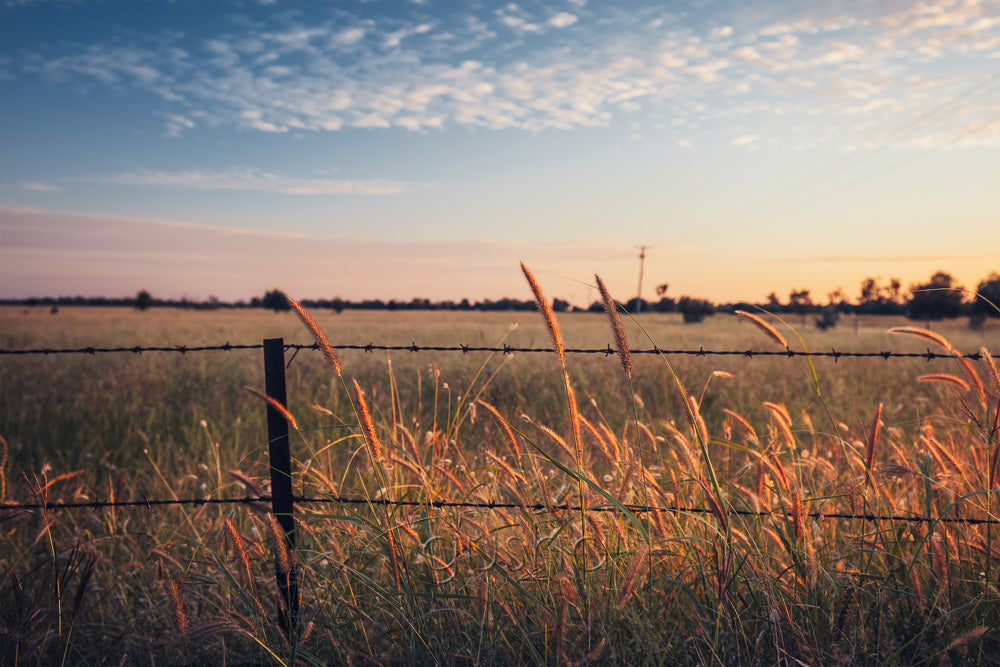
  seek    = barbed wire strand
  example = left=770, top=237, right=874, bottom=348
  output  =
left=2, top=495, right=997, bottom=525
left=0, top=342, right=987, bottom=361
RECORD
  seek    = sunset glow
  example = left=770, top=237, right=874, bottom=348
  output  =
left=2, top=0, right=998, bottom=306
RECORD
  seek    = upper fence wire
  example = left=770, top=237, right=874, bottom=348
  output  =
left=0, top=341, right=989, bottom=361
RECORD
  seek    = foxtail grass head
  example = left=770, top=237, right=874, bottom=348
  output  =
left=595, top=274, right=632, bottom=378
left=520, top=262, right=565, bottom=366
left=734, top=310, right=787, bottom=349
left=286, top=294, right=342, bottom=377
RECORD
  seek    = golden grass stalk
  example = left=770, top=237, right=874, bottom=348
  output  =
left=224, top=517, right=255, bottom=585
left=833, top=577, right=857, bottom=641
left=887, top=326, right=952, bottom=353
left=699, top=478, right=726, bottom=528
left=616, top=543, right=650, bottom=608
left=763, top=401, right=795, bottom=450
left=163, top=567, right=189, bottom=635
left=386, top=528, right=403, bottom=594
left=991, top=429, right=1000, bottom=491
left=580, top=415, right=615, bottom=467
left=565, top=373, right=584, bottom=468
left=286, top=294, right=342, bottom=377
left=352, top=379, right=385, bottom=465
left=734, top=310, right=787, bottom=348
left=790, top=484, right=804, bottom=541
left=946, top=626, right=989, bottom=654
left=243, top=386, right=298, bottom=430
left=864, top=402, right=883, bottom=492
left=768, top=453, right=790, bottom=492
left=722, top=409, right=758, bottom=444
left=520, top=262, right=565, bottom=366
left=595, top=274, right=631, bottom=378
left=229, top=469, right=263, bottom=497
left=477, top=399, right=522, bottom=462
left=554, top=595, right=569, bottom=667
left=982, top=347, right=1000, bottom=398
left=0, top=434, right=6, bottom=504
left=688, top=396, right=709, bottom=449
left=265, top=515, right=293, bottom=579
left=917, top=374, right=971, bottom=392
left=955, top=355, right=987, bottom=404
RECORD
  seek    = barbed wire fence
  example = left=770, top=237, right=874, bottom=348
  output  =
left=3, top=494, right=996, bottom=526
left=0, top=341, right=988, bottom=360
left=3, top=335, right=998, bottom=633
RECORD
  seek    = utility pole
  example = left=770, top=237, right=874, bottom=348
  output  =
left=635, top=245, right=649, bottom=314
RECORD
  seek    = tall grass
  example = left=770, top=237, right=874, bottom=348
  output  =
left=1, top=289, right=998, bottom=664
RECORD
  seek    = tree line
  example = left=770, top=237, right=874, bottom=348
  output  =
left=5, top=270, right=997, bottom=328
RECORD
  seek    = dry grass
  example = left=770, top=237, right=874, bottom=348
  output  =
left=1, top=293, right=998, bottom=664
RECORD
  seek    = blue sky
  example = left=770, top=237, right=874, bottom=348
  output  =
left=1, top=0, right=998, bottom=305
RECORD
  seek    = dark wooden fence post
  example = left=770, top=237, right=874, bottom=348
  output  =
left=263, top=338, right=299, bottom=636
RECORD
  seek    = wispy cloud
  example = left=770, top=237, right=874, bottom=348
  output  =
left=20, top=182, right=60, bottom=192
left=83, top=168, right=408, bottom=195
left=12, top=1, right=1000, bottom=147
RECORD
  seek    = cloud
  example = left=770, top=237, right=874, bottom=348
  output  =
left=548, top=12, right=578, bottom=28
left=731, top=134, right=759, bottom=147
left=20, top=182, right=60, bottom=192
left=15, top=1, right=1000, bottom=147
left=84, top=168, right=408, bottom=195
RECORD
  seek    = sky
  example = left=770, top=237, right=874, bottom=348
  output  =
left=1, top=0, right=998, bottom=307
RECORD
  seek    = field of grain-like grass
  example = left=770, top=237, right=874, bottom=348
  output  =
left=1, top=288, right=998, bottom=665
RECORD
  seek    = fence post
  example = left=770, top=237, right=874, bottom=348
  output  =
left=263, top=337, right=299, bottom=636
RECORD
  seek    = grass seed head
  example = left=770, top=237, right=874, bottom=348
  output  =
left=595, top=274, right=632, bottom=378
left=864, top=402, right=883, bottom=491
left=352, top=379, right=385, bottom=464
left=981, top=347, right=1000, bottom=398
left=286, top=294, right=342, bottom=377
left=243, top=386, right=298, bottom=430
left=520, top=262, right=565, bottom=366
left=887, top=326, right=952, bottom=353
left=917, top=373, right=970, bottom=391
left=616, top=543, right=650, bottom=608
left=735, top=310, right=787, bottom=349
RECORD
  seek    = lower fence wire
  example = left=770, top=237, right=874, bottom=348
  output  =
left=2, top=495, right=997, bottom=525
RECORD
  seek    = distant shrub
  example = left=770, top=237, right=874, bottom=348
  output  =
left=678, top=296, right=715, bottom=323
left=815, top=305, right=840, bottom=330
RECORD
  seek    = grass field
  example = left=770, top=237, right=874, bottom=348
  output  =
left=1, top=297, right=999, bottom=664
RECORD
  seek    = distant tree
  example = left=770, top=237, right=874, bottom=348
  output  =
left=766, top=292, right=781, bottom=308
left=857, top=276, right=904, bottom=314
left=827, top=287, right=847, bottom=307
left=970, top=271, right=1000, bottom=328
left=135, top=290, right=152, bottom=311
left=907, top=271, right=964, bottom=320
left=625, top=297, right=650, bottom=313
left=260, top=289, right=291, bottom=312
left=552, top=298, right=570, bottom=313
left=677, top=296, right=715, bottom=323
left=652, top=296, right=676, bottom=313
left=815, top=305, right=840, bottom=330
left=788, top=289, right=813, bottom=322
left=331, top=297, right=345, bottom=314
